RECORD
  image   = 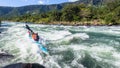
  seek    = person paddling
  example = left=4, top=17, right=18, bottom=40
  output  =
left=25, top=24, right=39, bottom=42
left=25, top=24, right=48, bottom=55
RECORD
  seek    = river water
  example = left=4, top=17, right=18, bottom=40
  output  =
left=0, top=21, right=120, bottom=68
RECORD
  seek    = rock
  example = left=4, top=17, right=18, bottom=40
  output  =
left=0, top=53, right=14, bottom=64
left=0, top=20, right=1, bottom=27
left=3, top=63, right=45, bottom=68
left=0, top=53, right=14, bottom=58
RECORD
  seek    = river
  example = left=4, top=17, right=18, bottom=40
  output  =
left=0, top=21, right=120, bottom=68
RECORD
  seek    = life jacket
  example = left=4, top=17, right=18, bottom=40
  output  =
left=32, top=33, right=39, bottom=41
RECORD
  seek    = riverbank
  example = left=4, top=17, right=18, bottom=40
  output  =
left=3, top=20, right=119, bottom=26
left=41, top=20, right=107, bottom=26
left=1, top=1, right=120, bottom=26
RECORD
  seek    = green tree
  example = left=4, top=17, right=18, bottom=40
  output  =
left=62, top=4, right=80, bottom=21
left=50, top=10, right=62, bottom=21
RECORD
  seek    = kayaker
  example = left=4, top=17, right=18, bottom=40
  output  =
left=25, top=24, right=48, bottom=55
left=26, top=24, right=39, bottom=41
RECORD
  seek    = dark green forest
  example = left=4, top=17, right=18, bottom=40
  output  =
left=0, top=0, right=120, bottom=25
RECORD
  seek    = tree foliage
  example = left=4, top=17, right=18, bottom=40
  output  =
left=4, top=0, right=120, bottom=25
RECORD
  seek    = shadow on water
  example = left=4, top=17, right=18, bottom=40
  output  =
left=0, top=27, right=8, bottom=33
left=0, top=23, right=12, bottom=33
left=0, top=53, right=14, bottom=59
left=51, top=49, right=75, bottom=68
left=79, top=31, right=120, bottom=45
left=61, top=49, right=74, bottom=64
left=78, top=52, right=116, bottom=68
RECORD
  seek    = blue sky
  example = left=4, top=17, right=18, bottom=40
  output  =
left=0, top=0, right=78, bottom=7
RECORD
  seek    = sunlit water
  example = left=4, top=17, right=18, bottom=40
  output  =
left=0, top=21, right=120, bottom=68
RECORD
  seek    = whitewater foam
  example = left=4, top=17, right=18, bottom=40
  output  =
left=1, top=22, right=120, bottom=68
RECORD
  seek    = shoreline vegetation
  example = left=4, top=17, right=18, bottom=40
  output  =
left=2, top=18, right=120, bottom=26
left=1, top=0, right=120, bottom=26
left=3, top=20, right=119, bottom=26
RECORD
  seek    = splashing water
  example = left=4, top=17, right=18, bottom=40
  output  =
left=0, top=21, right=120, bottom=68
